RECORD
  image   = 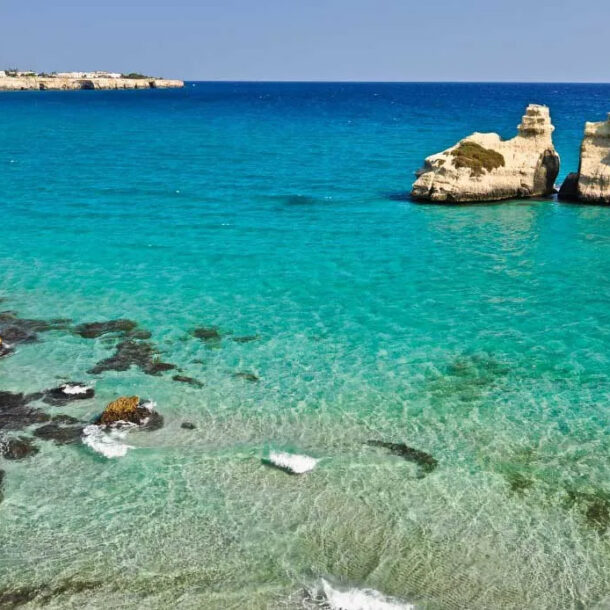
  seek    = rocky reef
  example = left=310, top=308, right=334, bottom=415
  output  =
left=411, top=104, right=560, bottom=203
left=0, top=75, right=183, bottom=91
left=95, top=396, right=162, bottom=429
left=559, top=113, right=610, bottom=204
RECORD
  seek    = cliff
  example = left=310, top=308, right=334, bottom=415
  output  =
left=411, top=104, right=560, bottom=203
left=559, top=114, right=610, bottom=204
left=0, top=76, right=184, bottom=91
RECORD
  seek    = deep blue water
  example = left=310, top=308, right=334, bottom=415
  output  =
left=1, top=82, right=610, bottom=609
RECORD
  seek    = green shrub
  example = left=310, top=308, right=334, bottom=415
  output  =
left=121, top=72, right=152, bottom=80
left=451, top=141, right=505, bottom=177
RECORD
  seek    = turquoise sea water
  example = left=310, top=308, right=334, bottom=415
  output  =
left=2, top=82, right=610, bottom=608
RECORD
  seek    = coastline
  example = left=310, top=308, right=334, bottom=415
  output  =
left=0, top=76, right=184, bottom=91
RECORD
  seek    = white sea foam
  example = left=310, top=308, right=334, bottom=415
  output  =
left=59, top=383, right=92, bottom=395
left=82, top=424, right=134, bottom=459
left=268, top=450, right=319, bottom=474
left=318, top=579, right=415, bottom=610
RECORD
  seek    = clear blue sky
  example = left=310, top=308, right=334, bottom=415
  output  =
left=1, top=0, right=608, bottom=82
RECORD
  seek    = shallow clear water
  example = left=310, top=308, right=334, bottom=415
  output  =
left=1, top=82, right=610, bottom=608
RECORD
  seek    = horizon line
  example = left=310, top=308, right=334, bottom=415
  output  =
left=179, top=79, right=610, bottom=85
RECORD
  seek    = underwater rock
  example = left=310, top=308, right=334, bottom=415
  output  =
left=0, top=391, right=50, bottom=431
left=88, top=339, right=175, bottom=376
left=558, top=113, right=610, bottom=204
left=0, top=579, right=102, bottom=608
left=172, top=375, right=204, bottom=387
left=232, top=335, right=260, bottom=343
left=0, top=311, right=71, bottom=347
left=367, top=440, right=438, bottom=475
left=43, top=382, right=94, bottom=405
left=181, top=421, right=196, bottom=430
left=0, top=336, right=14, bottom=358
left=96, top=396, right=163, bottom=430
left=192, top=327, right=221, bottom=342
left=33, top=422, right=84, bottom=445
left=0, top=436, right=39, bottom=460
left=504, top=471, right=534, bottom=495
left=0, top=469, right=4, bottom=503
left=233, top=372, right=259, bottom=382
left=264, top=450, right=319, bottom=474
left=565, top=489, right=610, bottom=533
left=74, top=319, right=137, bottom=338
left=308, top=578, right=415, bottom=610
left=51, top=414, right=80, bottom=425
left=411, top=104, right=560, bottom=203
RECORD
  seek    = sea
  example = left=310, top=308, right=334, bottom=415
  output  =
left=1, top=82, right=610, bottom=609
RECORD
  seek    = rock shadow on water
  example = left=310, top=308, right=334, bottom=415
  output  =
left=275, top=194, right=322, bottom=207
left=366, top=440, right=438, bottom=477
left=384, top=191, right=413, bottom=202
left=88, top=339, right=176, bottom=376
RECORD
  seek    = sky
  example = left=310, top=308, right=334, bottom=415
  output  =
left=0, top=0, right=608, bottom=82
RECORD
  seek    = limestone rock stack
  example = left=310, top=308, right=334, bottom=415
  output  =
left=411, top=104, right=560, bottom=203
left=559, top=114, right=610, bottom=204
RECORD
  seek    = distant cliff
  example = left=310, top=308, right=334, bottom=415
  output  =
left=0, top=76, right=184, bottom=91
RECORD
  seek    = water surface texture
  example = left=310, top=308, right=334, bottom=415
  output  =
left=2, top=83, right=610, bottom=609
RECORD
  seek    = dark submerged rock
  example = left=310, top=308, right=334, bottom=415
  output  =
left=504, top=471, right=534, bottom=495
left=0, top=469, right=4, bottom=503
left=172, top=375, right=204, bottom=387
left=128, top=329, right=152, bottom=340
left=43, top=382, right=95, bottom=405
left=88, top=339, right=175, bottom=376
left=0, top=311, right=71, bottom=348
left=565, top=489, right=610, bottom=533
left=33, top=423, right=84, bottom=445
left=233, top=372, right=260, bottom=382
left=232, top=335, right=260, bottom=343
left=0, top=579, right=101, bottom=609
left=74, top=319, right=137, bottom=339
left=0, top=391, right=50, bottom=431
left=367, top=440, right=438, bottom=475
left=51, top=414, right=80, bottom=425
left=0, top=436, right=39, bottom=460
left=0, top=338, right=14, bottom=358
left=192, top=327, right=221, bottom=342
left=181, top=421, right=196, bottom=430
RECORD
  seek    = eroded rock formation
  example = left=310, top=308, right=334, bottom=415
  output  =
left=559, top=113, right=610, bottom=204
left=411, top=104, right=560, bottom=203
